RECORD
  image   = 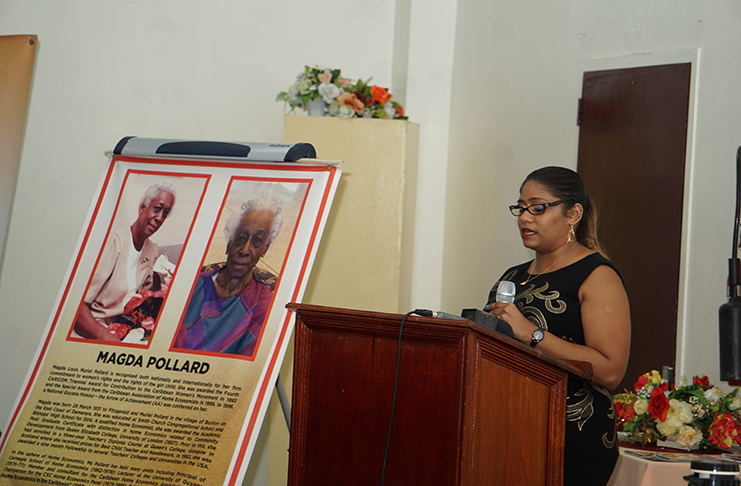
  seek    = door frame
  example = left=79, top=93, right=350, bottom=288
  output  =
left=578, top=48, right=701, bottom=380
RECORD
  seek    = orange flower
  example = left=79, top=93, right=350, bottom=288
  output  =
left=336, top=92, right=365, bottom=115
left=370, top=85, right=391, bottom=104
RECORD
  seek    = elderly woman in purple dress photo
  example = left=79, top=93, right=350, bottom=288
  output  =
left=174, top=191, right=283, bottom=357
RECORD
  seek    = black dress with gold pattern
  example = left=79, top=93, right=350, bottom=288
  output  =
left=487, top=252, right=621, bottom=486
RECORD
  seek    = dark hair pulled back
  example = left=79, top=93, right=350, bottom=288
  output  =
left=522, top=166, right=605, bottom=255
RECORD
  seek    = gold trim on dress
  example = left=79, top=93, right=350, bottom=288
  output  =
left=566, top=383, right=594, bottom=431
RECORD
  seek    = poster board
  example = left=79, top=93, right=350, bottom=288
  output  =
left=0, top=146, right=341, bottom=486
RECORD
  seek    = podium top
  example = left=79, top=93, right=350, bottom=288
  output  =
left=286, top=302, right=592, bottom=382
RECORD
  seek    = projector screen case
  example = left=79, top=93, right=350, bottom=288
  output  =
left=113, top=136, right=317, bottom=162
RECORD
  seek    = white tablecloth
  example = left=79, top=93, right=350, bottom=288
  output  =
left=608, top=446, right=738, bottom=486
left=608, top=448, right=691, bottom=486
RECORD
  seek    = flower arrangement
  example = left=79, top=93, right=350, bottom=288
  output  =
left=615, top=370, right=741, bottom=450
left=276, top=65, right=405, bottom=120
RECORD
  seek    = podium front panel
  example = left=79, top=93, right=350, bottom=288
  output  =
left=287, top=304, right=583, bottom=486
left=291, top=312, right=466, bottom=485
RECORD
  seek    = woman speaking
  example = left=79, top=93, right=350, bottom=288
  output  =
left=485, top=166, right=631, bottom=485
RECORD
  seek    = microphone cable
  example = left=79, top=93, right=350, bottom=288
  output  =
left=381, top=309, right=433, bottom=486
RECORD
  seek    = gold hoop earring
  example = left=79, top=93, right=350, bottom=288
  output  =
left=567, top=225, right=575, bottom=243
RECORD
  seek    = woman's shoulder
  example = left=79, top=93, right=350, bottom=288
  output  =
left=494, top=261, right=532, bottom=284
left=503, top=260, right=533, bottom=276
left=568, top=252, right=625, bottom=295
left=574, top=252, right=622, bottom=280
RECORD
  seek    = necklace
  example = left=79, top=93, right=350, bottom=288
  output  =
left=521, top=242, right=578, bottom=286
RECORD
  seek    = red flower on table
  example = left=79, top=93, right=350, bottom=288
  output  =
left=708, top=412, right=740, bottom=449
left=614, top=402, right=637, bottom=431
left=634, top=374, right=650, bottom=393
left=648, top=383, right=670, bottom=421
left=693, top=375, right=711, bottom=387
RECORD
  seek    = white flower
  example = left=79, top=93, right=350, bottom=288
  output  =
left=633, top=399, right=648, bottom=415
left=670, top=399, right=694, bottom=425
left=674, top=424, right=703, bottom=449
left=657, top=419, right=679, bottom=437
left=658, top=399, right=694, bottom=437
left=338, top=105, right=356, bottom=119
left=730, top=394, right=741, bottom=411
left=384, top=103, right=396, bottom=119
left=288, top=84, right=300, bottom=105
left=705, top=386, right=723, bottom=405
left=153, top=254, right=175, bottom=275
left=298, top=79, right=313, bottom=95
left=318, top=83, right=342, bottom=104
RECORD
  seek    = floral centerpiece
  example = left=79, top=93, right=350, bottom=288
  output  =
left=276, top=65, right=405, bottom=120
left=615, top=369, right=741, bottom=450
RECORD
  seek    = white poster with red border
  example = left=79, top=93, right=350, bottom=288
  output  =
left=0, top=151, right=341, bottom=486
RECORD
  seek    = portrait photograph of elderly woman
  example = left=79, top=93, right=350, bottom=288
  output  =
left=173, top=180, right=306, bottom=359
left=68, top=173, right=206, bottom=345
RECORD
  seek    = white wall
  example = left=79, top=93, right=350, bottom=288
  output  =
left=443, top=0, right=741, bottom=386
left=0, top=1, right=399, bottom=484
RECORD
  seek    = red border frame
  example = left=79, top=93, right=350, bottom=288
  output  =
left=0, top=155, right=340, bottom=486
left=65, top=169, right=210, bottom=348
left=168, top=175, right=314, bottom=361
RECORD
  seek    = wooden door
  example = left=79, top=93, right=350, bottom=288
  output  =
left=576, top=63, right=691, bottom=392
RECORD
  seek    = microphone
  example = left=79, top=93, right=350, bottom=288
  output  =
left=496, top=280, right=516, bottom=304
left=473, top=280, right=516, bottom=338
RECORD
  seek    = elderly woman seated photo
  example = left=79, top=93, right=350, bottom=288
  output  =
left=174, top=191, right=283, bottom=357
left=72, top=181, right=176, bottom=343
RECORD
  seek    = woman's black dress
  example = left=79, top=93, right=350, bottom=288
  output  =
left=488, top=252, right=621, bottom=486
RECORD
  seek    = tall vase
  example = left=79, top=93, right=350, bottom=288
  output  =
left=306, top=98, right=326, bottom=116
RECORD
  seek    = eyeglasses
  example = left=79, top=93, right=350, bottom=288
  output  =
left=509, top=199, right=574, bottom=217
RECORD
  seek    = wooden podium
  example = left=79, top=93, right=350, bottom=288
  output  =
left=286, top=304, right=591, bottom=486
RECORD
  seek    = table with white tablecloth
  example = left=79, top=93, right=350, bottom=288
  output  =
left=608, top=446, right=737, bottom=486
